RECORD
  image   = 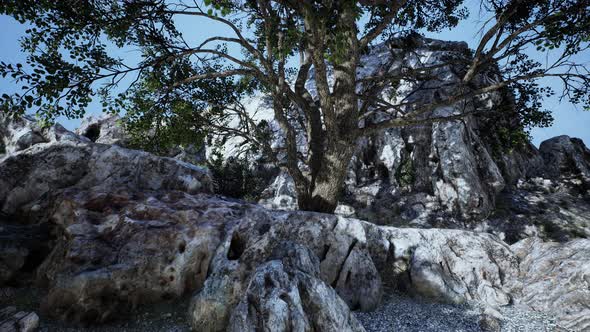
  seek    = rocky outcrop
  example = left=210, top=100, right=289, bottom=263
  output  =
left=76, top=114, right=206, bottom=165
left=241, top=37, right=544, bottom=226
left=37, top=191, right=238, bottom=323
left=189, top=208, right=519, bottom=331
left=510, top=237, right=590, bottom=331
left=0, top=114, right=212, bottom=220
left=539, top=135, right=590, bottom=179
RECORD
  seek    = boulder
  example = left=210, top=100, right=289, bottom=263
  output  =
left=242, top=37, right=542, bottom=226
left=227, top=243, right=365, bottom=332
left=36, top=192, right=239, bottom=323
left=376, top=227, right=518, bottom=307
left=539, top=135, right=590, bottom=179
left=510, top=237, right=590, bottom=331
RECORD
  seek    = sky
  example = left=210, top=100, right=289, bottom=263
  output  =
left=0, top=1, right=588, bottom=147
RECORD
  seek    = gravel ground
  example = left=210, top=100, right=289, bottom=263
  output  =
left=355, top=291, right=565, bottom=332
left=2, top=287, right=566, bottom=332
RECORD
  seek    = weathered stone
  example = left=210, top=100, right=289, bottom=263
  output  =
left=378, top=227, right=518, bottom=307
left=0, top=307, right=39, bottom=332
left=540, top=135, right=590, bottom=179
left=0, top=115, right=212, bottom=220
left=227, top=243, right=365, bottom=332
left=76, top=114, right=128, bottom=146
left=37, top=192, right=238, bottom=323
left=510, top=237, right=590, bottom=331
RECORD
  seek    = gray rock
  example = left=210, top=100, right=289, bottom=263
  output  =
left=227, top=243, right=365, bottom=332
left=189, top=209, right=519, bottom=331
left=37, top=192, right=236, bottom=323
left=75, top=114, right=206, bottom=165
left=540, top=135, right=590, bottom=179
left=0, top=115, right=212, bottom=220
left=510, top=237, right=590, bottom=331
left=380, top=227, right=518, bottom=307
left=249, top=37, right=542, bottom=226
left=0, top=306, right=39, bottom=332
left=75, top=114, right=128, bottom=146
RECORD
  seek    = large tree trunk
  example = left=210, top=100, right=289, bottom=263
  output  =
left=288, top=1, right=360, bottom=214
left=296, top=144, right=355, bottom=213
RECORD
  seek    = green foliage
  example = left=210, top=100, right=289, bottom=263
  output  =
left=395, top=156, right=415, bottom=187
left=0, top=0, right=588, bottom=167
left=207, top=149, right=270, bottom=201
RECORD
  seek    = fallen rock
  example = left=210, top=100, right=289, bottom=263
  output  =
left=510, top=237, right=590, bottom=331
left=0, top=306, right=39, bottom=332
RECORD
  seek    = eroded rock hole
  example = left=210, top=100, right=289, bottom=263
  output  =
left=227, top=232, right=246, bottom=260
left=178, top=241, right=186, bottom=254
left=84, top=124, right=101, bottom=142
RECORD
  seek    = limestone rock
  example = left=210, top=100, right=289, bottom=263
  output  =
left=189, top=211, right=383, bottom=331
left=510, top=237, right=590, bottom=331
left=0, top=115, right=212, bottom=220
left=189, top=208, right=519, bottom=331
left=227, top=243, right=365, bottom=332
left=36, top=192, right=239, bottom=323
left=540, top=135, right=590, bottom=179
left=76, top=114, right=128, bottom=146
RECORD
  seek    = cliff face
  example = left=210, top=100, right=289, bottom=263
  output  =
left=228, top=37, right=542, bottom=225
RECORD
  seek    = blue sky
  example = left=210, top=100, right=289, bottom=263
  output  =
left=0, top=1, right=588, bottom=146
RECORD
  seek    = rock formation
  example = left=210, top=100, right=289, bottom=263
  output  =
left=510, top=237, right=590, bottom=331
left=76, top=114, right=207, bottom=165
left=1, top=37, right=589, bottom=332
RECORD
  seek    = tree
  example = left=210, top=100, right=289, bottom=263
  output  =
left=1, top=0, right=589, bottom=213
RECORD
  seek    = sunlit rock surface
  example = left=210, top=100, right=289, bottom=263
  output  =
left=1, top=37, right=589, bottom=332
